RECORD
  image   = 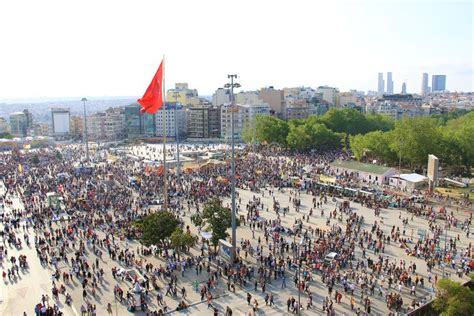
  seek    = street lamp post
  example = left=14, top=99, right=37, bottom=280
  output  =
left=252, top=118, right=256, bottom=153
left=442, top=222, right=448, bottom=277
left=224, top=74, right=241, bottom=264
left=173, top=92, right=181, bottom=186
left=81, top=98, right=90, bottom=162
left=297, top=237, right=304, bottom=315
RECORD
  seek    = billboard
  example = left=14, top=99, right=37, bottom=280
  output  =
left=52, top=111, right=70, bottom=134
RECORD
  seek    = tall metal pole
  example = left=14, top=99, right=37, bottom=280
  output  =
left=398, top=137, right=402, bottom=190
left=298, top=264, right=301, bottom=315
left=252, top=118, right=256, bottom=153
left=81, top=98, right=90, bottom=162
left=227, top=74, right=238, bottom=264
left=162, top=57, right=168, bottom=212
left=174, top=92, right=181, bottom=185
left=443, top=223, right=448, bottom=277
left=298, top=238, right=303, bottom=314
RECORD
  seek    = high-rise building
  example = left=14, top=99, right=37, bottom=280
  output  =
left=421, top=73, right=429, bottom=95
left=70, top=116, right=84, bottom=139
left=316, top=86, right=339, bottom=106
left=432, top=75, right=446, bottom=92
left=258, top=87, right=285, bottom=117
left=155, top=103, right=187, bottom=138
left=87, top=108, right=125, bottom=141
left=9, top=112, right=27, bottom=137
left=51, top=108, right=71, bottom=136
left=212, top=88, right=231, bottom=106
left=220, top=103, right=270, bottom=139
left=187, top=106, right=221, bottom=139
left=0, top=117, right=9, bottom=133
left=124, top=104, right=155, bottom=138
left=283, top=87, right=316, bottom=100
left=401, top=82, right=407, bottom=94
left=283, top=99, right=310, bottom=120
left=23, top=109, right=33, bottom=130
left=33, top=123, right=50, bottom=136
left=167, top=83, right=200, bottom=106
left=386, top=72, right=394, bottom=95
left=377, top=73, right=385, bottom=95
left=338, top=92, right=360, bottom=107
left=124, top=104, right=143, bottom=138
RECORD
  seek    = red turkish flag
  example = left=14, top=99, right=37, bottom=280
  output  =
left=156, top=165, right=164, bottom=176
left=138, top=61, right=164, bottom=114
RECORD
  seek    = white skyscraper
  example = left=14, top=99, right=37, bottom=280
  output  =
left=377, top=73, right=385, bottom=95
left=386, top=72, right=394, bottom=94
left=421, top=73, right=429, bottom=95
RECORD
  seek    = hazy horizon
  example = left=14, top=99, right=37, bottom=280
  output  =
left=0, top=0, right=472, bottom=99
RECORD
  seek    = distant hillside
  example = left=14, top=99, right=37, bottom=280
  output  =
left=0, top=97, right=138, bottom=123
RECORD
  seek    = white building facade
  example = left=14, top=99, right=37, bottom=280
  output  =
left=220, top=103, right=270, bottom=139
left=212, top=88, right=231, bottom=106
left=316, top=86, right=339, bottom=106
left=155, top=103, right=187, bottom=138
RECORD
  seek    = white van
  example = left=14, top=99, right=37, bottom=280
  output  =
left=324, top=252, right=339, bottom=263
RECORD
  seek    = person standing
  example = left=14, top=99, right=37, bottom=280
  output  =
left=281, top=275, right=287, bottom=288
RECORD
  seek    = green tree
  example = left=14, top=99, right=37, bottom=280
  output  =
left=287, top=121, right=340, bottom=151
left=0, top=132, right=13, bottom=139
left=390, top=117, right=442, bottom=167
left=309, top=123, right=341, bottom=149
left=366, top=113, right=395, bottom=132
left=242, top=116, right=289, bottom=145
left=200, top=199, right=233, bottom=250
left=321, top=108, right=370, bottom=135
left=137, top=211, right=179, bottom=246
left=443, top=112, right=474, bottom=170
left=432, top=278, right=474, bottom=316
left=241, top=120, right=254, bottom=144
left=350, top=131, right=396, bottom=163
left=432, top=109, right=471, bottom=125
left=170, top=228, right=198, bottom=259
left=286, top=124, right=312, bottom=150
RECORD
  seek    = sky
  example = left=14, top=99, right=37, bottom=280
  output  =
left=0, top=0, right=472, bottom=101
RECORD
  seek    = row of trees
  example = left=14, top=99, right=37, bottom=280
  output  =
left=350, top=112, right=474, bottom=174
left=242, top=108, right=395, bottom=151
left=242, top=108, right=473, bottom=175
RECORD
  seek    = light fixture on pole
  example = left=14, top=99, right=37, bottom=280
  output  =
left=224, top=74, right=241, bottom=264
left=81, top=97, right=90, bottom=162
left=173, top=91, right=181, bottom=185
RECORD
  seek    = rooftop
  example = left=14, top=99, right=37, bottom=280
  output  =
left=330, top=160, right=394, bottom=175
left=393, top=173, right=428, bottom=183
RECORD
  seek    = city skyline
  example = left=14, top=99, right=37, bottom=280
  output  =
left=0, top=0, right=472, bottom=100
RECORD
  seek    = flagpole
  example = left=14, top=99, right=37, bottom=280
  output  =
left=162, top=55, right=168, bottom=212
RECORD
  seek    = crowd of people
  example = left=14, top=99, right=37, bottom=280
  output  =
left=0, top=143, right=471, bottom=315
